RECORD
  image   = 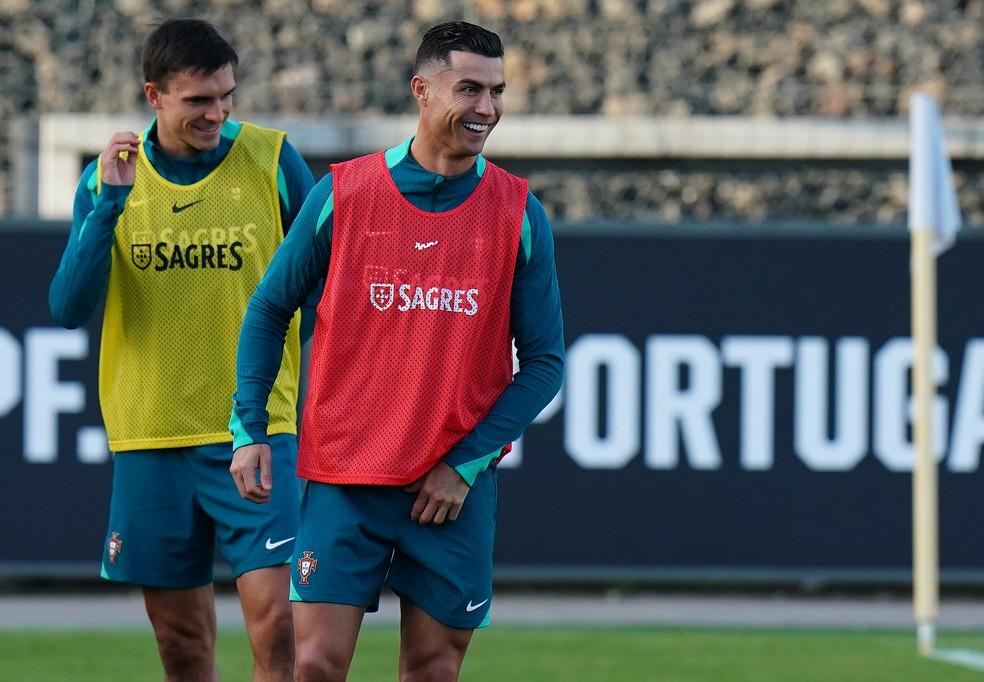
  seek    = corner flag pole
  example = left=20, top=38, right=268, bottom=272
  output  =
left=908, top=92, right=960, bottom=657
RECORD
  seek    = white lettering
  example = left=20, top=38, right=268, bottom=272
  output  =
left=721, top=336, right=794, bottom=470
left=465, top=289, right=479, bottom=316
left=24, top=328, right=87, bottom=463
left=0, top=329, right=21, bottom=416
left=794, top=337, right=868, bottom=471
left=398, top=284, right=412, bottom=311
left=873, top=338, right=947, bottom=472
left=949, top=339, right=984, bottom=472
left=646, top=335, right=722, bottom=470
left=565, top=335, right=640, bottom=468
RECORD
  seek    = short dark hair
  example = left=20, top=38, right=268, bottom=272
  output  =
left=142, top=18, right=238, bottom=90
left=414, top=21, right=503, bottom=73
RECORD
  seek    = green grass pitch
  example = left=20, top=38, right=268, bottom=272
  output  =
left=2, top=626, right=983, bottom=681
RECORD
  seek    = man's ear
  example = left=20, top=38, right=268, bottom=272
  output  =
left=410, top=74, right=429, bottom=105
left=144, top=82, right=164, bottom=110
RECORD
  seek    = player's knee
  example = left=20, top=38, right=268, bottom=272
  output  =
left=294, top=646, right=352, bottom=682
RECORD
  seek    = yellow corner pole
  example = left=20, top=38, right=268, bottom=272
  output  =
left=911, top=226, right=938, bottom=656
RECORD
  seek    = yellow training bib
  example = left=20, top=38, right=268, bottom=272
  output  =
left=99, top=122, right=301, bottom=451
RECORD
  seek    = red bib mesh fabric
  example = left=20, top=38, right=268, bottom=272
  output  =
left=298, top=152, right=527, bottom=485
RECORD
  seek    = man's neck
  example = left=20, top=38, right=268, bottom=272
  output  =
left=409, top=134, right=475, bottom=177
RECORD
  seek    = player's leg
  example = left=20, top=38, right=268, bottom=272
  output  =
left=101, top=449, right=218, bottom=680
left=398, top=598, right=474, bottom=682
left=387, top=466, right=499, bottom=681
left=289, top=481, right=400, bottom=680
left=236, top=566, right=294, bottom=680
left=143, top=584, right=220, bottom=682
left=194, top=434, right=300, bottom=680
left=293, top=602, right=365, bottom=681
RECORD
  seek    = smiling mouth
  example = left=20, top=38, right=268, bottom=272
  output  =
left=194, top=124, right=220, bottom=135
left=462, top=122, right=491, bottom=134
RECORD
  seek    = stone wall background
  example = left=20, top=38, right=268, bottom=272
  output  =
left=2, top=0, right=983, bottom=223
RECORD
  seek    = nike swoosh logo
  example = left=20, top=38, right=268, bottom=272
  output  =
left=172, top=199, right=204, bottom=213
left=265, top=537, right=295, bottom=550
left=415, top=240, right=439, bottom=250
left=465, top=599, right=489, bottom=612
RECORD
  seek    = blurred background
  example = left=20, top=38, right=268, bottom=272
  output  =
left=4, top=0, right=984, bottom=679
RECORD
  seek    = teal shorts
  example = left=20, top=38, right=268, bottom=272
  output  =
left=290, top=467, right=498, bottom=630
left=100, top=434, right=300, bottom=589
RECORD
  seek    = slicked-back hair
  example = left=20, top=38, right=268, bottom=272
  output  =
left=414, top=21, right=503, bottom=74
left=142, top=18, right=238, bottom=90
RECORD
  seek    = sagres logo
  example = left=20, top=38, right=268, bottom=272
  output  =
left=131, top=231, right=154, bottom=270
left=370, top=283, right=394, bottom=311
left=297, top=550, right=318, bottom=585
left=107, top=532, right=123, bottom=564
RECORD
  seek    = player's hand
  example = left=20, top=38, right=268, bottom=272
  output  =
left=230, top=443, right=273, bottom=504
left=405, top=462, right=469, bottom=525
left=100, top=132, right=140, bottom=186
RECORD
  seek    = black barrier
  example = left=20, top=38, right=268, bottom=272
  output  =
left=3, top=226, right=984, bottom=583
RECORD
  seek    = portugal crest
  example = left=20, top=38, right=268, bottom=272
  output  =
left=131, top=244, right=152, bottom=270
left=369, top=283, right=394, bottom=311
left=297, top=550, right=318, bottom=585
left=107, top=532, right=123, bottom=564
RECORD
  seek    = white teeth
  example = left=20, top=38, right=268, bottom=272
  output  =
left=463, top=122, right=489, bottom=133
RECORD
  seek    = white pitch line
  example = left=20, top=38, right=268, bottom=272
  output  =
left=931, top=649, right=984, bottom=673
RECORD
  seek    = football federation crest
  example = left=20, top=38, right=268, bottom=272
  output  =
left=131, top=244, right=152, bottom=270
left=107, top=532, right=123, bottom=564
left=297, top=550, right=318, bottom=585
left=370, top=283, right=394, bottom=311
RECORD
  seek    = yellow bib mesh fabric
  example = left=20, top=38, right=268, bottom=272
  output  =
left=99, top=122, right=301, bottom=451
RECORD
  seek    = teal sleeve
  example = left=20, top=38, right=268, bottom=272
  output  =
left=231, top=172, right=334, bottom=448
left=443, top=191, right=566, bottom=485
left=49, top=161, right=132, bottom=328
left=277, top=139, right=321, bottom=344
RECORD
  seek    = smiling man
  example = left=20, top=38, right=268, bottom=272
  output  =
left=229, top=21, right=564, bottom=681
left=49, top=18, right=314, bottom=682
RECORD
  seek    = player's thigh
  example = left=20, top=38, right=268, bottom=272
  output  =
left=236, top=565, right=293, bottom=658
left=290, top=481, right=398, bottom=611
left=192, top=435, right=301, bottom=577
left=398, top=596, right=473, bottom=679
left=387, top=467, right=498, bottom=629
left=293, top=601, right=366, bottom=677
left=102, top=450, right=214, bottom=588
left=143, top=583, right=217, bottom=659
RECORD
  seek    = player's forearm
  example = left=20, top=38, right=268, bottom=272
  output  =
left=48, top=185, right=129, bottom=328
left=230, top=293, right=295, bottom=448
left=443, top=350, right=564, bottom=484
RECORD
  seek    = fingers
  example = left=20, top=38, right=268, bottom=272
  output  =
left=410, top=492, right=461, bottom=526
left=102, top=132, right=140, bottom=162
left=259, top=449, right=273, bottom=491
left=410, top=491, right=429, bottom=523
left=229, top=446, right=271, bottom=505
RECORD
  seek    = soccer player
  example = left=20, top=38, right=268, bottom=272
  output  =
left=48, top=19, right=314, bottom=682
left=229, top=20, right=564, bottom=682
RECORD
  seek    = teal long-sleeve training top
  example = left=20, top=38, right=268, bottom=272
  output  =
left=231, top=137, right=565, bottom=485
left=49, top=119, right=316, bottom=335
